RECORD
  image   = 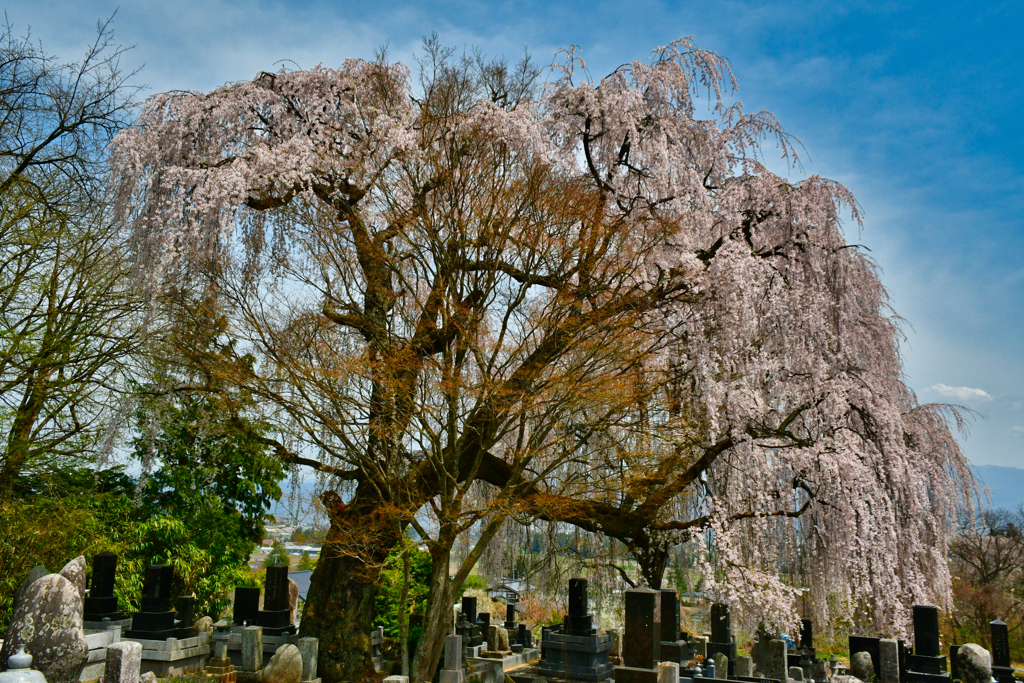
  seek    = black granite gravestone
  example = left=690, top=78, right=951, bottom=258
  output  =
left=234, top=586, right=260, bottom=626
left=789, top=618, right=816, bottom=676
left=125, top=564, right=177, bottom=639
left=990, top=619, right=1015, bottom=683
left=257, top=566, right=296, bottom=635
left=949, top=645, right=961, bottom=682
left=565, top=578, right=595, bottom=636
left=614, top=587, right=659, bottom=683
left=175, top=595, right=197, bottom=638
left=83, top=551, right=125, bottom=622
left=905, top=605, right=948, bottom=683
left=519, top=623, right=532, bottom=648
left=505, top=603, right=520, bottom=647
left=707, top=602, right=736, bottom=677
left=659, top=589, right=689, bottom=664
left=539, top=578, right=613, bottom=682
left=461, top=595, right=483, bottom=648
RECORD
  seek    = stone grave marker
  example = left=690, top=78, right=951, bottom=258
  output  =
left=104, top=641, right=142, bottom=683
left=258, top=566, right=296, bottom=635
left=905, top=605, right=949, bottom=683
left=879, top=638, right=899, bottom=683
left=707, top=603, right=736, bottom=677
left=614, top=587, right=659, bottom=683
left=0, top=573, right=89, bottom=683
left=440, top=634, right=464, bottom=683
left=659, top=589, right=688, bottom=665
left=957, top=643, right=992, bottom=683
left=990, top=619, right=1014, bottom=683
left=234, top=587, right=261, bottom=626
left=125, top=565, right=177, bottom=640
left=84, top=552, right=126, bottom=624
left=538, top=578, right=612, bottom=681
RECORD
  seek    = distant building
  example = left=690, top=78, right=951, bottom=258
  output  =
left=487, top=579, right=524, bottom=603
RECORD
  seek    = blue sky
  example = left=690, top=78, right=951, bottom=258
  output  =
left=11, top=0, right=1024, bottom=467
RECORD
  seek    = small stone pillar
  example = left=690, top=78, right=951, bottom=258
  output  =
left=789, top=665, right=805, bottom=681
left=105, top=641, right=142, bottom=683
left=764, top=639, right=788, bottom=683
left=735, top=655, right=753, bottom=677
left=241, top=626, right=263, bottom=672
left=879, top=638, right=900, bottom=683
left=440, top=634, right=465, bottom=683
left=298, top=637, right=319, bottom=682
left=658, top=661, right=680, bottom=683
left=714, top=653, right=729, bottom=678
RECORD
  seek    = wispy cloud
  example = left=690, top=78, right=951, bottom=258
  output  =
left=1012, top=426, right=1024, bottom=435
left=930, top=384, right=994, bottom=403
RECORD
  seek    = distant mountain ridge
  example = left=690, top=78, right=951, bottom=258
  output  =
left=973, top=465, right=1024, bottom=511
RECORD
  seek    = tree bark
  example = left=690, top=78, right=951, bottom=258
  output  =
left=411, top=545, right=454, bottom=683
left=399, top=541, right=411, bottom=678
left=634, top=539, right=670, bottom=589
left=300, top=489, right=401, bottom=683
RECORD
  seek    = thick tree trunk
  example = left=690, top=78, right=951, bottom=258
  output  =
left=299, top=550, right=380, bottom=683
left=0, top=370, right=48, bottom=503
left=411, top=546, right=454, bottom=683
left=634, top=540, right=670, bottom=589
left=300, top=489, right=401, bottom=683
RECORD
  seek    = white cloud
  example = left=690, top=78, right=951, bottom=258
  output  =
left=1012, top=426, right=1024, bottom=435
left=930, top=384, right=994, bottom=403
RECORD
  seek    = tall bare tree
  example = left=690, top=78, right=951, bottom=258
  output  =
left=0, top=18, right=142, bottom=499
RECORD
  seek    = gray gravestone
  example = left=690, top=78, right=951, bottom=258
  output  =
left=764, top=639, right=788, bottom=683
left=789, top=666, right=805, bottom=682
left=659, top=662, right=680, bottom=683
left=736, top=655, right=754, bottom=678
left=715, top=653, right=729, bottom=678
left=441, top=635, right=465, bottom=683
left=242, top=626, right=264, bottom=672
left=879, top=638, right=899, bottom=683
left=445, top=635, right=463, bottom=670
left=104, top=641, right=142, bottom=683
left=297, top=637, right=318, bottom=682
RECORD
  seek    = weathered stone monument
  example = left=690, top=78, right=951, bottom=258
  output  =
left=851, top=651, right=874, bottom=682
left=0, top=573, right=89, bottom=683
left=613, top=586, right=659, bottom=683
left=848, top=636, right=881, bottom=682
left=440, top=634, right=464, bottom=683
left=104, top=641, right=143, bottom=683
left=957, top=643, right=993, bottom=683
left=538, top=578, right=613, bottom=681
left=125, top=565, right=177, bottom=640
left=879, top=638, right=900, bottom=683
